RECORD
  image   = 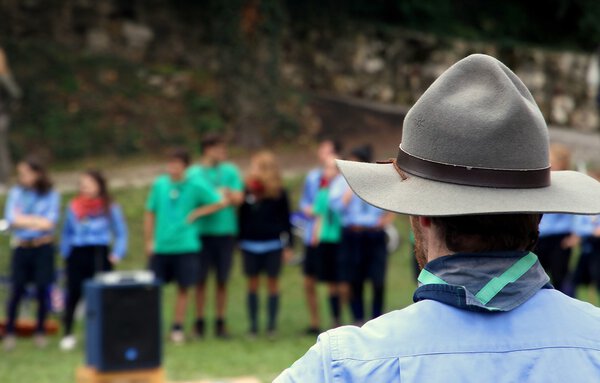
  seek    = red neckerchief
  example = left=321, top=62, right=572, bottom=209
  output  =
left=246, top=178, right=265, bottom=198
left=71, top=196, right=107, bottom=220
left=319, top=176, right=330, bottom=188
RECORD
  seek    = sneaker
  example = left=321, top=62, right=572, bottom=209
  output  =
left=247, top=330, right=258, bottom=341
left=59, top=335, right=77, bottom=351
left=34, top=334, right=48, bottom=349
left=169, top=329, right=185, bottom=345
left=2, top=335, right=16, bottom=351
left=215, top=319, right=230, bottom=339
left=267, top=329, right=277, bottom=341
left=305, top=326, right=321, bottom=336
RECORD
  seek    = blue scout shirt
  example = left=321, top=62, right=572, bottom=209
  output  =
left=329, top=176, right=385, bottom=228
left=538, top=214, right=574, bottom=236
left=276, top=251, right=600, bottom=382
left=4, top=186, right=60, bottom=240
left=60, top=204, right=128, bottom=259
left=573, top=215, right=600, bottom=237
left=299, top=168, right=322, bottom=244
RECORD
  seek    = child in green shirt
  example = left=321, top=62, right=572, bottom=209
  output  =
left=144, top=148, right=227, bottom=344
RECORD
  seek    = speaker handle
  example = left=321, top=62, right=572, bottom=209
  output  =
left=94, top=271, right=155, bottom=285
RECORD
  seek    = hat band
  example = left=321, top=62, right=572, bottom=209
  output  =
left=396, top=148, right=551, bottom=188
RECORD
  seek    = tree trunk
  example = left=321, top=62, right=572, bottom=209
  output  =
left=0, top=110, right=12, bottom=185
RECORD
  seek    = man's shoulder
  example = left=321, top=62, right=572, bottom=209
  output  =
left=325, top=290, right=600, bottom=361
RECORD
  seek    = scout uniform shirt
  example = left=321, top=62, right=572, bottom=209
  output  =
left=187, top=162, right=243, bottom=236
left=145, top=175, right=220, bottom=254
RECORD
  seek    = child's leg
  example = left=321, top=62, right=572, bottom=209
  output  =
left=247, top=276, right=260, bottom=333
left=174, top=285, right=188, bottom=327
left=267, top=277, right=280, bottom=332
left=6, top=283, right=26, bottom=334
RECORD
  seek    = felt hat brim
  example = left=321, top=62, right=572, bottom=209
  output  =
left=337, top=159, right=600, bottom=216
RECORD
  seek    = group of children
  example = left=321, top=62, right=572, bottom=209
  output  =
left=1, top=134, right=395, bottom=352
left=300, top=140, right=395, bottom=333
left=3, top=160, right=127, bottom=351
left=5, top=136, right=597, bottom=352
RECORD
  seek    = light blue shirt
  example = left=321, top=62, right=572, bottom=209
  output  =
left=538, top=214, right=574, bottom=236
left=299, top=168, right=322, bottom=244
left=4, top=186, right=60, bottom=240
left=60, top=204, right=128, bottom=259
left=573, top=215, right=600, bottom=237
left=329, top=176, right=384, bottom=227
left=275, top=289, right=600, bottom=382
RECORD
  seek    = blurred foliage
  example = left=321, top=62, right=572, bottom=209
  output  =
left=2, top=40, right=226, bottom=161
left=1, top=0, right=599, bottom=162
left=285, top=0, right=600, bottom=50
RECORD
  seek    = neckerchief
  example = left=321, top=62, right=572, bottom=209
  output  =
left=413, top=251, right=552, bottom=312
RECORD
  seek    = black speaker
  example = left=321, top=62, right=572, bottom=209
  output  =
left=85, top=273, right=162, bottom=372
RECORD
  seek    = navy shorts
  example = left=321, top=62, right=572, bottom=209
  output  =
left=243, top=249, right=283, bottom=278
left=340, top=229, right=388, bottom=285
left=11, top=244, right=55, bottom=287
left=198, top=235, right=235, bottom=284
left=150, top=253, right=198, bottom=288
left=338, top=230, right=361, bottom=283
left=316, top=242, right=340, bottom=282
left=302, top=245, right=320, bottom=277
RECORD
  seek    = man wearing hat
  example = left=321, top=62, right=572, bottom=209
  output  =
left=275, top=54, right=600, bottom=382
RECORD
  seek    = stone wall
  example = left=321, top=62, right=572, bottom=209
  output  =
left=281, top=28, right=600, bottom=132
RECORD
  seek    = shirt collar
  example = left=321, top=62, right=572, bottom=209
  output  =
left=413, top=251, right=552, bottom=312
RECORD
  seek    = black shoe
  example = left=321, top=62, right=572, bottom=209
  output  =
left=216, top=319, right=230, bottom=339
left=194, top=318, right=205, bottom=339
left=305, top=326, right=321, bottom=336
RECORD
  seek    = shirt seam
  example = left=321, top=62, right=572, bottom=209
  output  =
left=333, top=344, right=600, bottom=362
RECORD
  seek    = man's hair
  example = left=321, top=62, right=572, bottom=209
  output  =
left=430, top=214, right=541, bottom=253
left=167, top=147, right=191, bottom=166
left=200, top=133, right=225, bottom=152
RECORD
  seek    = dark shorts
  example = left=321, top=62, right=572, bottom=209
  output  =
left=243, top=249, right=283, bottom=278
left=338, top=230, right=360, bottom=283
left=11, top=243, right=55, bottom=286
left=302, top=245, right=320, bottom=277
left=356, top=230, right=388, bottom=287
left=340, top=229, right=388, bottom=285
left=197, top=235, right=235, bottom=284
left=150, top=253, right=198, bottom=288
left=316, top=242, right=340, bottom=282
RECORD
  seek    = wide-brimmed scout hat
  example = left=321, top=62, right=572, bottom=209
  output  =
left=337, top=54, right=600, bottom=216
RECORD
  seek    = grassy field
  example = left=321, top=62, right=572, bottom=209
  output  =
left=0, top=176, right=598, bottom=382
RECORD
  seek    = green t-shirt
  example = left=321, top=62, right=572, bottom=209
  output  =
left=187, top=162, right=243, bottom=236
left=145, top=175, right=220, bottom=254
left=313, top=187, right=342, bottom=243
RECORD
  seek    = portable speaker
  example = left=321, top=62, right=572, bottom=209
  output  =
left=85, top=272, right=162, bottom=372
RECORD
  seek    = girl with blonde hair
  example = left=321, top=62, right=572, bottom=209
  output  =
left=238, top=150, right=293, bottom=339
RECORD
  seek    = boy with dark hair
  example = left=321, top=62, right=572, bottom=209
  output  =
left=188, top=135, right=244, bottom=338
left=145, top=147, right=227, bottom=344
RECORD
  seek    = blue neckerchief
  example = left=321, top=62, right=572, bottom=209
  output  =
left=413, top=251, right=552, bottom=312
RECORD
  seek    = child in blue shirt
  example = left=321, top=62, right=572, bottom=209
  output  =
left=3, top=157, right=60, bottom=351
left=59, top=170, right=128, bottom=351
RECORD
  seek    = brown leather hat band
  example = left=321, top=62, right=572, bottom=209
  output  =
left=396, top=148, right=551, bottom=188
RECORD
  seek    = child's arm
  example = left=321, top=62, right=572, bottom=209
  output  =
left=187, top=198, right=229, bottom=223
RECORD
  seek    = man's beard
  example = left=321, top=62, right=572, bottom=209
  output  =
left=410, top=217, right=428, bottom=270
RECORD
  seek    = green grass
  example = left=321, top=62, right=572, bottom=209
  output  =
left=0, top=177, right=597, bottom=382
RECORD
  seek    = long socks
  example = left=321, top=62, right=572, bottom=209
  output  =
left=267, top=294, right=279, bottom=332
left=248, top=292, right=259, bottom=333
